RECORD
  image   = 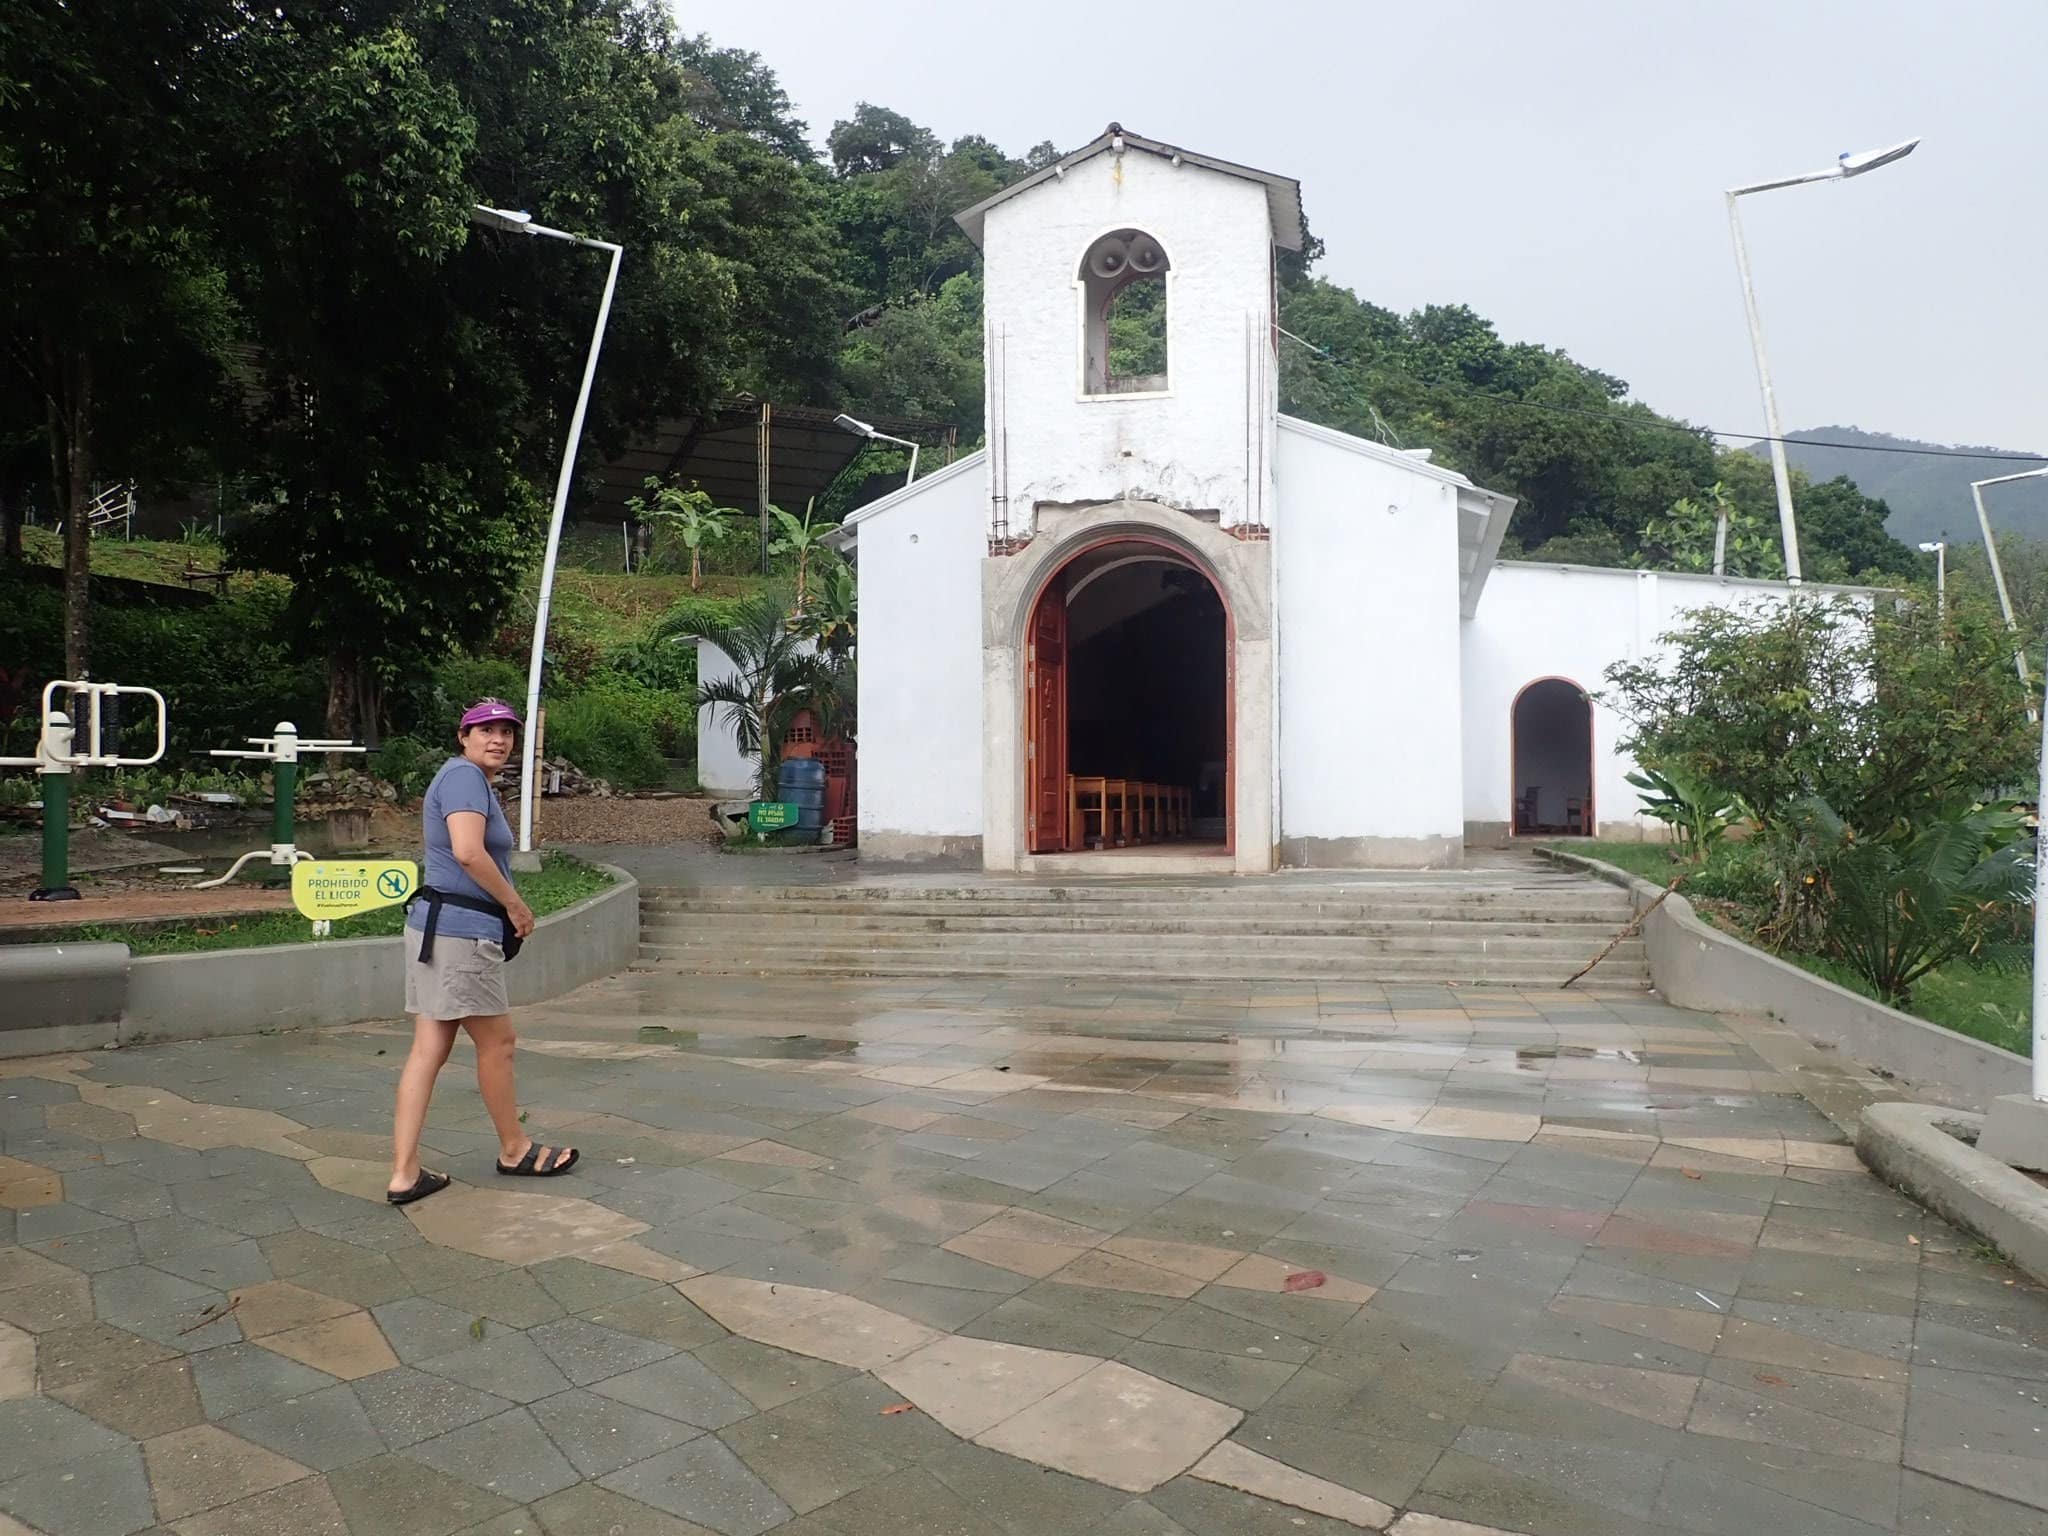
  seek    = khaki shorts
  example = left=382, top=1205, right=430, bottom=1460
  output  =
left=405, top=926, right=511, bottom=1020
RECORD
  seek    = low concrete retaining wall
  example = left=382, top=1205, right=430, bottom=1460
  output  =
left=1859, top=1103, right=2048, bottom=1285
left=1542, top=848, right=2028, bottom=1112
left=0, top=942, right=129, bottom=1055
left=0, top=865, right=637, bottom=1057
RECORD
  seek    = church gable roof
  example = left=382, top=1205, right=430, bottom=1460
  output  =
left=955, top=125, right=1304, bottom=252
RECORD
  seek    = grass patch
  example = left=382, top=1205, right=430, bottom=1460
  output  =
left=19, top=528, right=276, bottom=595
left=1549, top=838, right=2031, bottom=1056
left=1546, top=839, right=1686, bottom=885
left=538, top=567, right=767, bottom=651
left=35, top=852, right=613, bottom=956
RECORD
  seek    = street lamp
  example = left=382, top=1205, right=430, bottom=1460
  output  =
left=833, top=413, right=920, bottom=487
left=469, top=203, right=624, bottom=862
left=1917, top=540, right=1945, bottom=624
left=1970, top=467, right=2048, bottom=695
left=1726, top=137, right=1920, bottom=586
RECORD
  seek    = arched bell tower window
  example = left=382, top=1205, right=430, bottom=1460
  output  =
left=1078, top=229, right=1170, bottom=396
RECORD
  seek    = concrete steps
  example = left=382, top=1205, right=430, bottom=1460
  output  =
left=635, top=873, right=1651, bottom=988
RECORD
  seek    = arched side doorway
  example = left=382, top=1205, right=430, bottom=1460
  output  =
left=1510, top=678, right=1594, bottom=837
left=1024, top=540, right=1231, bottom=854
left=982, top=501, right=1275, bottom=874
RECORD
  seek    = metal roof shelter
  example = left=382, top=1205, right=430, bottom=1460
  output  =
left=583, top=398, right=954, bottom=525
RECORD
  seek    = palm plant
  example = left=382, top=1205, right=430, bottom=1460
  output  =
left=1779, top=796, right=2032, bottom=1005
left=653, top=590, right=836, bottom=797
left=628, top=479, right=736, bottom=591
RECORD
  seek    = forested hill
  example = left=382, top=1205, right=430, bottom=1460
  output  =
left=1749, top=428, right=2048, bottom=548
left=4, top=1, right=1938, bottom=729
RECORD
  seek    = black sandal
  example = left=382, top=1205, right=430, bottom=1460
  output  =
left=497, top=1143, right=579, bottom=1178
left=387, top=1169, right=451, bottom=1206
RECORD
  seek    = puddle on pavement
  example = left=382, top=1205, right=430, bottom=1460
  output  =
left=1514, top=1044, right=1643, bottom=1070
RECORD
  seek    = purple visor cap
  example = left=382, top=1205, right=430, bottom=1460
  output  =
left=459, top=699, right=523, bottom=731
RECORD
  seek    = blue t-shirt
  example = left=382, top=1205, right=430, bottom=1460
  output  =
left=407, top=758, right=515, bottom=942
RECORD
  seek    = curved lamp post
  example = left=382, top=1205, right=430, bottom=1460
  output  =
left=1725, top=138, right=1920, bottom=586
left=1972, top=467, right=2048, bottom=694
left=470, top=204, right=624, bottom=861
left=834, top=413, right=920, bottom=487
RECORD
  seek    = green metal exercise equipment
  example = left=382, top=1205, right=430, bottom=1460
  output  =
left=192, top=722, right=364, bottom=889
left=0, top=679, right=168, bottom=901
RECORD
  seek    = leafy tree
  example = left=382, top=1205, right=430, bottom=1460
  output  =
left=827, top=103, right=939, bottom=177
left=1106, top=279, right=1168, bottom=378
left=668, top=34, right=812, bottom=163
left=1, top=0, right=240, bottom=674
left=1641, top=483, right=1782, bottom=579
left=215, top=0, right=841, bottom=741
left=838, top=273, right=985, bottom=434
left=1794, top=475, right=1918, bottom=583
left=1605, top=587, right=2035, bottom=832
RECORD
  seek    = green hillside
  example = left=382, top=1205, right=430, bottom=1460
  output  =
left=1757, top=427, right=2048, bottom=547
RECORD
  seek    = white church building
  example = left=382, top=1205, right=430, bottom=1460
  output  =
left=757, top=126, right=1850, bottom=873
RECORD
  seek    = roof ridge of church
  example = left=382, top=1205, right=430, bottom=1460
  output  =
left=954, top=125, right=1304, bottom=253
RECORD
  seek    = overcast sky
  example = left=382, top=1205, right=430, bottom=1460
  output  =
left=691, top=0, right=2043, bottom=453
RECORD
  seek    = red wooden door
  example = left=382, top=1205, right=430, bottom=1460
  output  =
left=1026, top=589, right=1067, bottom=853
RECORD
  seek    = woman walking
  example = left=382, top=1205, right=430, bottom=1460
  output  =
left=387, top=699, right=577, bottom=1204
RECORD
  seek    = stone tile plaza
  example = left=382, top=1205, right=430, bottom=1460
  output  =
left=6, top=20, right=2047, bottom=1536
left=3, top=927, right=2045, bottom=1534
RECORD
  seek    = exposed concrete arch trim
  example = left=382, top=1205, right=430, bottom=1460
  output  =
left=982, top=500, right=1274, bottom=874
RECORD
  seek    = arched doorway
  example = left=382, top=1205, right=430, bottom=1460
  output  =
left=1511, top=678, right=1594, bottom=837
left=1025, top=538, right=1230, bottom=855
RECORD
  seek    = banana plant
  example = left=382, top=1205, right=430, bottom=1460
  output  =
left=1626, top=764, right=1747, bottom=863
left=627, top=478, right=737, bottom=591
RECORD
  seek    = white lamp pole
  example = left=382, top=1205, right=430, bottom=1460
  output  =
left=1972, top=467, right=2048, bottom=695
left=1726, top=138, right=1920, bottom=587
left=833, top=413, right=920, bottom=486
left=1979, top=469, right=2048, bottom=1100
left=470, top=204, right=624, bottom=858
left=1917, top=540, right=1945, bottom=624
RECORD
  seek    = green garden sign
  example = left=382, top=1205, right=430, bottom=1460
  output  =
left=748, top=801, right=799, bottom=832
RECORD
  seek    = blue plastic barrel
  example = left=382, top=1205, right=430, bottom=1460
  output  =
left=777, top=758, right=828, bottom=830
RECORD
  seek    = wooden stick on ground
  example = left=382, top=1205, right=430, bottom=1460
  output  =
left=1563, top=877, right=1683, bottom=989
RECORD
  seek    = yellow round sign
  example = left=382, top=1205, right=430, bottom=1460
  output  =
left=292, top=861, right=418, bottom=920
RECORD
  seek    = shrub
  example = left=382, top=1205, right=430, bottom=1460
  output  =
left=0, top=567, right=323, bottom=760
left=541, top=680, right=684, bottom=790
left=1773, top=797, right=2032, bottom=1005
left=604, top=636, right=696, bottom=695
left=372, top=736, right=445, bottom=799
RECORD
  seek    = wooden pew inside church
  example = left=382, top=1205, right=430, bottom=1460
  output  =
left=1066, top=775, right=1194, bottom=850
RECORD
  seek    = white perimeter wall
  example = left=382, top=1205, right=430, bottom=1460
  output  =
left=855, top=458, right=987, bottom=846
left=1274, top=424, right=1466, bottom=854
left=981, top=152, right=1276, bottom=530
left=1461, top=563, right=1864, bottom=836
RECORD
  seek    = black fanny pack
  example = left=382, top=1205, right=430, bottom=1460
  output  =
left=408, top=886, right=524, bottom=963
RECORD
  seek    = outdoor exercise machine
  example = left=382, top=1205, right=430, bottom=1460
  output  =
left=0, top=679, right=168, bottom=901
left=192, top=722, right=363, bottom=889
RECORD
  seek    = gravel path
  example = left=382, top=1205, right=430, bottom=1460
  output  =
left=534, top=793, right=725, bottom=847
